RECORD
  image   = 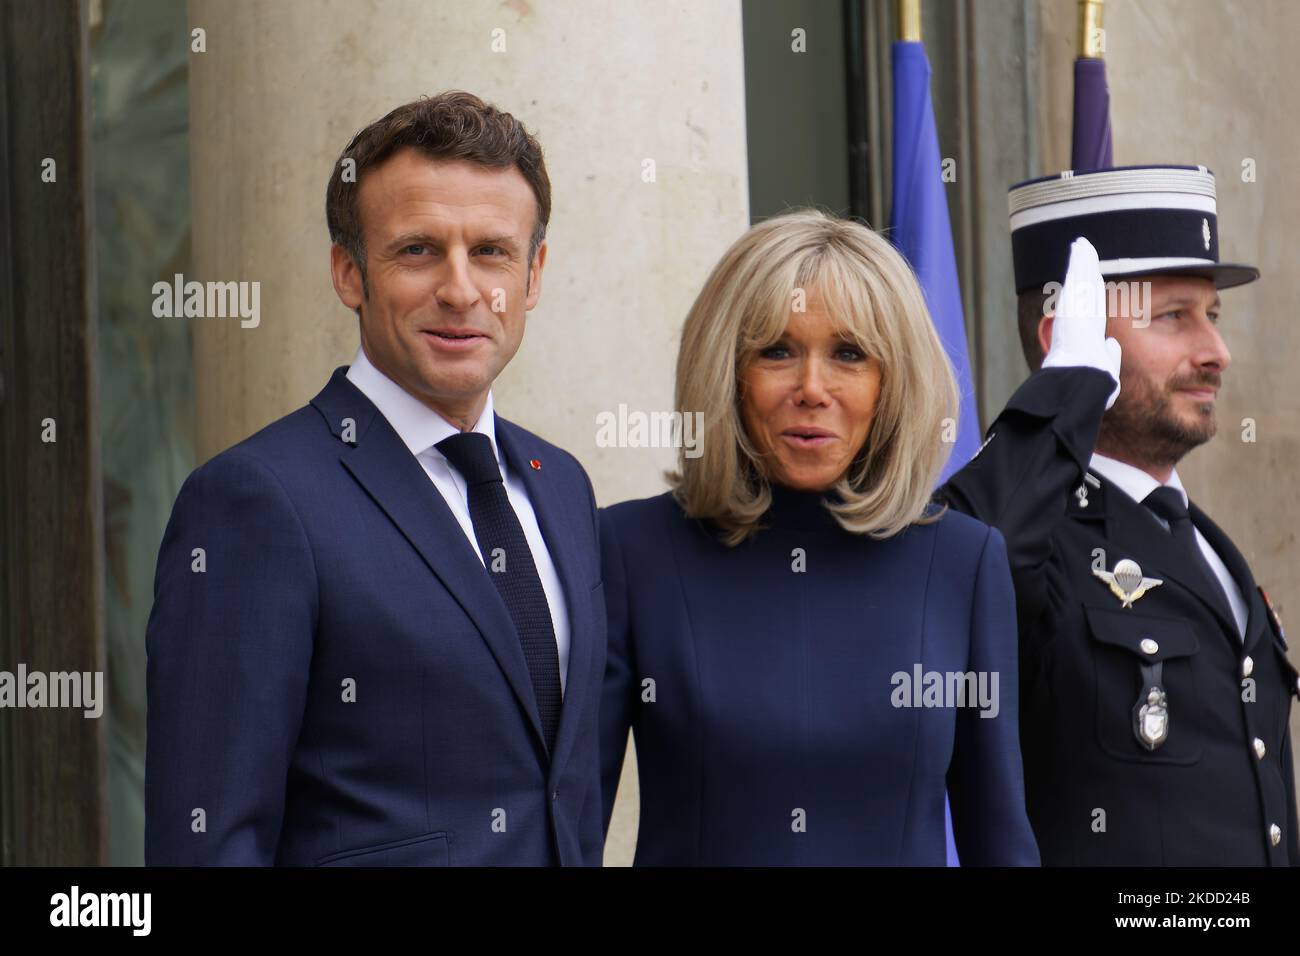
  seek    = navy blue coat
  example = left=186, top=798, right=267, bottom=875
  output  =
left=145, top=367, right=607, bottom=866
left=599, top=487, right=1039, bottom=865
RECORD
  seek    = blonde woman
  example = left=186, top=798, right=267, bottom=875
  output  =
left=598, top=210, right=1038, bottom=865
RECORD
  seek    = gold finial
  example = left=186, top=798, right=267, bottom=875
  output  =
left=899, top=0, right=921, bottom=43
left=1079, top=0, right=1106, bottom=59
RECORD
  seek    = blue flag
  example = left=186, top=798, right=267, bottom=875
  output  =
left=889, top=40, right=980, bottom=485
left=889, top=38, right=980, bottom=868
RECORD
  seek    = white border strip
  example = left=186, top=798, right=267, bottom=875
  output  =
left=1010, top=192, right=1216, bottom=230
left=1097, top=256, right=1218, bottom=273
left=1008, top=167, right=1216, bottom=214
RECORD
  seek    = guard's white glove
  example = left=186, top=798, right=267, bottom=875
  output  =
left=1041, top=237, right=1122, bottom=409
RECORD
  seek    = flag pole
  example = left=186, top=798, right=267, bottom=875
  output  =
left=1078, top=0, right=1105, bottom=58
left=1071, top=0, right=1113, bottom=169
left=898, top=0, right=921, bottom=43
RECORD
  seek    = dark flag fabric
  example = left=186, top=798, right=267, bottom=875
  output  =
left=1071, top=57, right=1113, bottom=171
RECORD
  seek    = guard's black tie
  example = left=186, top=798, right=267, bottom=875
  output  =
left=436, top=432, right=561, bottom=754
left=1142, top=486, right=1236, bottom=630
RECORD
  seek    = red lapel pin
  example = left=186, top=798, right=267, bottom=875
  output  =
left=529, top=459, right=542, bottom=471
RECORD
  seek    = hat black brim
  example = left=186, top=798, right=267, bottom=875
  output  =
left=1100, top=261, right=1260, bottom=291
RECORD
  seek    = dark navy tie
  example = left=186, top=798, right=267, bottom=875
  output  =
left=1142, top=486, right=1236, bottom=629
left=436, top=431, right=561, bottom=754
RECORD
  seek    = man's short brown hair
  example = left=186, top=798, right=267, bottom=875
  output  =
left=1017, top=287, right=1051, bottom=372
left=325, top=91, right=551, bottom=285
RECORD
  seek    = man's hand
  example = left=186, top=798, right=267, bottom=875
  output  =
left=1042, top=237, right=1122, bottom=409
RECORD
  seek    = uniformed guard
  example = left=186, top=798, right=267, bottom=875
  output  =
left=940, top=164, right=1299, bottom=865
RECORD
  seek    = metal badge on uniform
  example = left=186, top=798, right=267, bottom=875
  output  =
left=1094, top=558, right=1163, bottom=608
left=1071, top=472, right=1101, bottom=510
left=1133, top=662, right=1170, bottom=751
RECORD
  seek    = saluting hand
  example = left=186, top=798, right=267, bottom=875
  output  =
left=1042, top=236, right=1123, bottom=409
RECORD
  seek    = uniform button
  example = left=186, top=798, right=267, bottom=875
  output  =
left=1270, top=824, right=1282, bottom=846
left=1242, top=655, right=1254, bottom=678
left=1140, top=638, right=1159, bottom=655
left=1253, top=737, right=1267, bottom=759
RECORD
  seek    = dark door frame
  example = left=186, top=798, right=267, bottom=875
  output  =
left=0, top=0, right=109, bottom=866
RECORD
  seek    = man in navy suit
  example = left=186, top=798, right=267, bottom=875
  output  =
left=145, top=91, right=606, bottom=866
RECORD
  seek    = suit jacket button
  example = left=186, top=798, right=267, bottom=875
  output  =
left=1270, top=824, right=1282, bottom=846
left=1253, top=737, right=1267, bottom=760
left=1242, top=655, right=1254, bottom=678
left=1140, top=638, right=1159, bottom=655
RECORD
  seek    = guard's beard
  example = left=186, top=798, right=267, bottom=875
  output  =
left=1097, top=369, right=1221, bottom=471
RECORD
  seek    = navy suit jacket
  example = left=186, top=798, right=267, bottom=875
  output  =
left=600, top=491, right=1039, bottom=866
left=145, top=366, right=607, bottom=866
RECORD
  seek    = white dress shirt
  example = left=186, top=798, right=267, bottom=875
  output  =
left=346, top=346, right=571, bottom=693
left=1089, top=453, right=1248, bottom=639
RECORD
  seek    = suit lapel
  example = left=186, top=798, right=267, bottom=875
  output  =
left=1073, top=472, right=1240, bottom=642
left=1189, top=501, right=1266, bottom=656
left=495, top=419, right=592, bottom=779
left=310, top=368, right=548, bottom=751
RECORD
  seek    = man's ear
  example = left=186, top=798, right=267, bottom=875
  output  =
left=1037, top=312, right=1055, bottom=359
left=524, top=241, right=547, bottom=310
left=330, top=244, right=365, bottom=313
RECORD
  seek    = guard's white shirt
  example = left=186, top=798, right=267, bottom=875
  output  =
left=346, top=346, right=570, bottom=692
left=1089, top=452, right=1248, bottom=639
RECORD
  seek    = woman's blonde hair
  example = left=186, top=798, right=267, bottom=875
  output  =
left=669, top=208, right=959, bottom=545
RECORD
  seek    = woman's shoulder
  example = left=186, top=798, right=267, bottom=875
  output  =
left=907, top=502, right=1002, bottom=559
left=600, top=490, right=685, bottom=532
left=598, top=493, right=698, bottom=580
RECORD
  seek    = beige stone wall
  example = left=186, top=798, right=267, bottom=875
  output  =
left=188, top=0, right=750, bottom=866
left=1038, top=0, right=1300, bottom=750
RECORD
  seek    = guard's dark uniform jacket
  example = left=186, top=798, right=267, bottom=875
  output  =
left=939, top=366, right=1300, bottom=865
